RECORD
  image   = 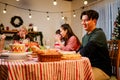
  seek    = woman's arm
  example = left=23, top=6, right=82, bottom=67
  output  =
left=61, top=36, right=79, bottom=51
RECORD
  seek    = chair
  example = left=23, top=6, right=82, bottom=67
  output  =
left=107, top=40, right=120, bottom=80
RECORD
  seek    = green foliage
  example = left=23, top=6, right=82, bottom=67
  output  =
left=113, top=8, right=120, bottom=39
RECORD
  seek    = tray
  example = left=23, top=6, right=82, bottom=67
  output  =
left=1, top=52, right=32, bottom=60
left=38, top=54, right=62, bottom=62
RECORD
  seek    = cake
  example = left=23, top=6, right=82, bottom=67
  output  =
left=10, top=43, right=26, bottom=53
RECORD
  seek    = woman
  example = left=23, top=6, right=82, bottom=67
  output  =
left=13, top=25, right=33, bottom=43
left=56, top=24, right=81, bottom=51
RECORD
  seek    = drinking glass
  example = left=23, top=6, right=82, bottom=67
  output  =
left=44, top=39, right=50, bottom=49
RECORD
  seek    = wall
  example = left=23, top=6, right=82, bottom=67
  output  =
left=1, top=0, right=117, bottom=47
left=71, top=0, right=84, bottom=42
left=0, top=0, right=73, bottom=47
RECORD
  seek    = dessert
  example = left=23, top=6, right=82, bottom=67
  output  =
left=10, top=43, right=26, bottom=53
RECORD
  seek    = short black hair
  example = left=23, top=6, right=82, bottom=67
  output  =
left=80, top=10, right=99, bottom=20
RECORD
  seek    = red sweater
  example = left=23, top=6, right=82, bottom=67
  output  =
left=61, top=36, right=80, bottom=51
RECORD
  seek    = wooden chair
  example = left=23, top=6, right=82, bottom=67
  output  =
left=107, top=40, right=120, bottom=79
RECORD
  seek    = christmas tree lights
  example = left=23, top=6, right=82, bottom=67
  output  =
left=113, top=8, right=120, bottom=39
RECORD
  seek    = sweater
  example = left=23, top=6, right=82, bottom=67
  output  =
left=77, top=28, right=112, bottom=76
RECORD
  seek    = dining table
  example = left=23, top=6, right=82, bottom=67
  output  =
left=0, top=57, right=94, bottom=80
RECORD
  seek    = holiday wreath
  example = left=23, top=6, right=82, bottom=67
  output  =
left=10, top=16, right=23, bottom=27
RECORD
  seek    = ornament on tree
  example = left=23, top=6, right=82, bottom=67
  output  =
left=113, top=8, right=120, bottom=39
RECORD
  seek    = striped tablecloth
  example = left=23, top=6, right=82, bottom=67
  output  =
left=0, top=57, right=94, bottom=80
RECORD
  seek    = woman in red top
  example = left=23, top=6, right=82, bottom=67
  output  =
left=56, top=24, right=81, bottom=51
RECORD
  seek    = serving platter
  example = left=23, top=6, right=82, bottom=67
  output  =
left=59, top=51, right=76, bottom=54
left=1, top=52, right=32, bottom=60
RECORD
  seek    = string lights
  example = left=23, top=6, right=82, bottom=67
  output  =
left=3, top=3, right=7, bottom=14
left=83, top=0, right=88, bottom=5
left=46, top=12, right=50, bottom=20
left=28, top=9, right=32, bottom=18
left=73, top=10, right=76, bottom=18
left=61, top=12, right=65, bottom=20
left=53, top=0, right=57, bottom=6
left=0, top=1, right=89, bottom=19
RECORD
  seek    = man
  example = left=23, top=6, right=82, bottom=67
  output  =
left=77, top=10, right=112, bottom=80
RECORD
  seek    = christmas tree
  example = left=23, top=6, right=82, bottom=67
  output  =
left=113, top=8, right=120, bottom=39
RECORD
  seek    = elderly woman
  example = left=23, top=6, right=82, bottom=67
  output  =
left=0, top=34, right=6, bottom=52
left=13, top=25, right=33, bottom=43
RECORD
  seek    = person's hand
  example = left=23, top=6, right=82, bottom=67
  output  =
left=55, top=34, right=61, bottom=42
left=23, top=39, right=29, bottom=44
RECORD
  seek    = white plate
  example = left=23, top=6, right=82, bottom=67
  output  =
left=1, top=52, right=32, bottom=60
left=59, top=51, right=76, bottom=54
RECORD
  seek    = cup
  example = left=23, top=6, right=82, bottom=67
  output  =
left=54, top=42, right=60, bottom=49
left=44, top=39, right=50, bottom=49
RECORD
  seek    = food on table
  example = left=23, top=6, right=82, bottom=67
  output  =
left=25, top=42, right=39, bottom=48
left=59, top=51, right=81, bottom=60
left=37, top=49, right=62, bottom=62
left=61, top=53, right=81, bottom=60
left=10, top=43, right=26, bottom=53
left=30, top=46, right=44, bottom=54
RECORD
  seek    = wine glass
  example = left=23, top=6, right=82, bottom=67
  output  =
left=44, top=39, right=50, bottom=49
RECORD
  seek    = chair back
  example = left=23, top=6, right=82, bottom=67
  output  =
left=107, top=40, right=120, bottom=79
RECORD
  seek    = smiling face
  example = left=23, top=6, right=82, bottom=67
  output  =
left=18, top=26, right=28, bottom=38
left=81, top=15, right=96, bottom=33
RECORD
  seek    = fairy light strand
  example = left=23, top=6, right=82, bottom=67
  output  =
left=3, top=3, right=7, bottom=13
left=0, top=1, right=82, bottom=14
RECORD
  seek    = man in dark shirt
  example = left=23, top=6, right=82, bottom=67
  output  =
left=77, top=10, right=112, bottom=80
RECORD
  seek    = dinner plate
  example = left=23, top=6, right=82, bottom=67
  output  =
left=59, top=51, right=76, bottom=54
left=1, top=52, right=32, bottom=60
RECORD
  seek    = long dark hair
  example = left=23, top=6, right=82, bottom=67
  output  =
left=61, top=24, right=80, bottom=45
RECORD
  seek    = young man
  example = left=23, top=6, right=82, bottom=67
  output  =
left=77, top=10, right=112, bottom=80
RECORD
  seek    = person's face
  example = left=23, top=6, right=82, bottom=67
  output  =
left=19, top=28, right=27, bottom=37
left=81, top=15, right=96, bottom=32
left=60, top=27, right=67, bottom=38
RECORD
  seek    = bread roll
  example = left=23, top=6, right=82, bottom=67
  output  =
left=31, top=46, right=44, bottom=54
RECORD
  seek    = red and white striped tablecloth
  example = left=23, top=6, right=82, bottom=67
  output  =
left=0, top=57, right=94, bottom=80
